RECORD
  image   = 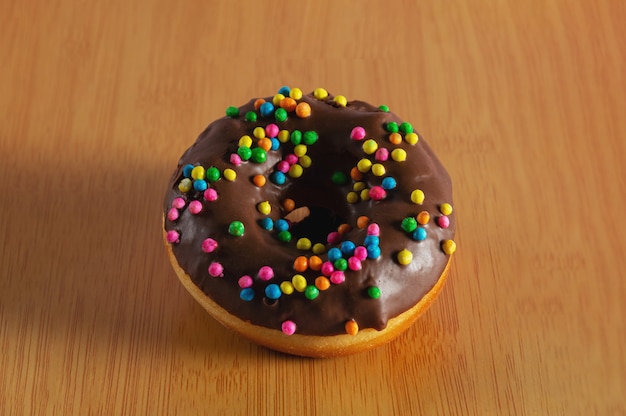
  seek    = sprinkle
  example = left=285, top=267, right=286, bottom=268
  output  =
left=366, top=245, right=381, bottom=259
left=260, top=217, right=273, bottom=230
left=238, top=275, right=253, bottom=288
left=401, top=217, right=417, bottom=233
left=354, top=246, right=368, bottom=260
left=272, top=94, right=285, bottom=106
left=348, top=257, right=362, bottom=271
left=295, top=102, right=311, bottom=118
left=277, top=230, right=292, bottom=242
left=362, top=139, right=378, bottom=154
left=257, top=138, right=272, bottom=151
left=265, top=123, right=279, bottom=138
left=330, top=271, right=346, bottom=284
left=413, top=227, right=427, bottom=241
left=327, top=231, right=342, bottom=245
left=334, top=95, right=347, bottom=107
left=367, top=223, right=380, bottom=236
left=337, top=223, right=352, bottom=234
left=280, top=97, right=297, bottom=112
left=340, top=241, right=356, bottom=256
left=288, top=164, right=303, bottom=178
left=296, top=238, right=312, bottom=250
left=293, top=256, right=308, bottom=272
left=375, top=148, right=389, bottom=161
left=278, top=86, right=290, bottom=96
left=303, top=131, right=318, bottom=145
left=270, top=171, right=286, bottom=185
left=183, top=164, right=194, bottom=178
left=350, top=167, right=363, bottom=181
left=292, top=274, right=307, bottom=292
left=379, top=105, right=389, bottom=112
left=405, top=132, right=419, bottom=145
left=254, top=98, right=265, bottom=110
left=321, top=261, right=334, bottom=276
left=399, top=122, right=413, bottom=134
left=188, top=200, right=203, bottom=214
left=226, top=106, right=239, bottom=117
left=333, top=258, right=348, bottom=271
left=385, top=122, right=399, bottom=133
left=290, top=130, right=302, bottom=145
left=356, top=216, right=370, bottom=228
left=309, top=255, right=323, bottom=271
left=440, top=203, right=453, bottom=215
left=416, top=211, right=430, bottom=225
left=191, top=166, right=205, bottom=180
left=253, top=174, right=266, bottom=187
left=442, top=239, right=457, bottom=255
left=357, top=158, right=372, bottom=173
left=239, top=135, right=253, bottom=147
left=275, top=107, right=288, bottom=122
left=411, top=189, right=425, bottom=204
left=289, top=87, right=303, bottom=100
left=305, top=285, right=319, bottom=300
left=284, top=153, right=298, bottom=165
left=193, top=180, right=208, bottom=192
left=166, top=230, right=180, bottom=244
left=259, top=102, right=274, bottom=117
left=364, top=235, right=380, bottom=246
left=281, top=320, right=296, bottom=335
left=437, top=215, right=450, bottom=228
left=312, top=243, right=326, bottom=254
left=315, top=276, right=331, bottom=291
left=270, top=138, right=280, bottom=150
left=397, top=249, right=413, bottom=265
left=388, top=132, right=402, bottom=145
left=345, top=319, right=359, bottom=335
left=369, top=186, right=387, bottom=201
left=167, top=208, right=179, bottom=221
left=253, top=126, right=266, bottom=139
left=245, top=111, right=257, bottom=122
left=350, top=126, right=366, bottom=141
left=204, top=188, right=218, bottom=201
left=299, top=155, right=312, bottom=168
left=327, top=248, right=342, bottom=262
left=282, top=198, right=295, bottom=212
left=178, top=178, right=192, bottom=193
left=257, top=201, right=271, bottom=215
left=346, top=192, right=359, bottom=204
left=280, top=281, right=294, bottom=294
left=353, top=181, right=366, bottom=192
left=313, top=87, right=328, bottom=100
left=360, top=189, right=370, bottom=201
left=230, top=154, right=242, bottom=166
left=391, top=148, right=407, bottom=162
left=275, top=219, right=289, bottom=232
left=276, top=160, right=290, bottom=173
left=265, top=284, right=281, bottom=300
left=371, top=163, right=386, bottom=176
left=278, top=129, right=290, bottom=143
left=250, top=147, right=267, bottom=163
left=223, top=168, right=236, bottom=181
left=381, top=177, right=397, bottom=190
left=258, top=266, right=274, bottom=280
left=240, top=288, right=255, bottom=301
left=228, top=221, right=245, bottom=237
left=293, top=145, right=307, bottom=158
left=331, top=171, right=349, bottom=185
left=368, top=286, right=381, bottom=299
left=208, top=262, right=224, bottom=277
left=171, top=197, right=186, bottom=209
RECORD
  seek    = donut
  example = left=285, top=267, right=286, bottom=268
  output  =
left=163, top=86, right=456, bottom=357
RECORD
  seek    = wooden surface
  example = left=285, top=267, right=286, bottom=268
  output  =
left=1, top=0, right=625, bottom=414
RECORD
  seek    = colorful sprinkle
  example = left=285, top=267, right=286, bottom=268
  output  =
left=367, top=223, right=380, bottom=236
left=257, top=201, right=271, bottom=215
left=167, top=208, right=179, bottom=221
left=166, top=230, right=180, bottom=244
left=371, top=163, right=386, bottom=176
left=334, top=95, right=347, bottom=107
left=281, top=320, right=296, bottom=335
left=321, top=261, right=334, bottom=276
left=193, top=179, right=208, bottom=192
left=416, top=210, right=430, bottom=225
left=330, top=271, right=345, bottom=284
left=299, top=155, right=312, bottom=168
left=327, top=231, right=342, bottom=245
left=313, top=87, right=328, bottom=100
left=274, top=107, right=288, bottom=122
left=293, top=256, right=309, bottom=272
left=379, top=105, right=389, bottom=112
left=354, top=246, right=368, bottom=260
left=230, top=153, right=242, bottom=166
left=206, top=167, right=221, bottom=182
left=265, top=123, right=279, bottom=138
left=348, top=256, right=362, bottom=271
left=295, top=102, right=311, bottom=118
left=331, top=171, right=349, bottom=185
left=405, top=132, right=419, bottom=145
left=240, top=288, right=255, bottom=301
left=357, top=158, right=372, bottom=173
left=258, top=266, right=274, bottom=281
left=397, top=249, right=413, bottom=265
left=346, top=192, right=359, bottom=204
left=309, top=255, right=323, bottom=270
left=253, top=126, right=266, bottom=139
left=368, top=286, right=381, bottom=299
left=260, top=217, right=273, bottom=230
left=204, top=188, right=218, bottom=201
left=182, top=164, right=194, bottom=178
left=411, top=189, right=425, bottom=204
left=369, top=186, right=387, bottom=201
left=208, top=262, right=224, bottom=277
left=399, top=122, right=413, bottom=134
left=245, top=111, right=257, bottom=122
left=401, top=217, right=418, bottom=233
left=303, top=130, right=318, bottom=145
left=288, top=164, right=303, bottom=178
left=366, top=245, right=381, bottom=259
left=350, top=126, right=366, bottom=140
left=345, top=319, right=359, bottom=335
left=289, top=88, right=303, bottom=100
left=412, top=227, right=427, bottom=241
left=388, top=132, right=402, bottom=145
left=304, top=285, right=319, bottom=300
left=357, top=216, right=370, bottom=228
left=292, top=274, right=307, bottom=292
left=250, top=147, right=267, bottom=163
left=280, top=281, right=295, bottom=295
left=381, top=177, right=397, bottom=190
left=278, top=86, right=291, bottom=96
left=191, top=166, right=205, bottom=180
left=442, top=239, right=457, bottom=255
left=312, top=243, right=326, bottom=254
left=280, top=97, right=297, bottom=112
left=239, top=135, right=253, bottom=147
left=265, top=284, right=281, bottom=300
left=238, top=275, right=253, bottom=288
left=178, top=178, right=192, bottom=193
left=391, top=148, right=407, bottom=162
left=253, top=174, right=266, bottom=187
left=315, top=276, right=331, bottom=291
left=223, top=168, right=236, bottom=181
left=277, top=230, right=292, bottom=242
left=188, top=200, right=203, bottom=214
left=226, top=106, right=239, bottom=117
left=333, top=258, right=348, bottom=271
left=296, top=238, right=312, bottom=250
left=228, top=221, right=245, bottom=236
left=282, top=198, right=295, bottom=212
left=375, top=148, right=389, bottom=161
left=362, top=139, right=378, bottom=154
left=171, top=197, right=186, bottom=209
left=275, top=219, right=289, bottom=232
left=440, top=203, right=453, bottom=215
left=437, top=215, right=450, bottom=228
left=385, top=122, right=399, bottom=133
left=272, top=93, right=285, bottom=106
left=270, top=171, right=286, bottom=185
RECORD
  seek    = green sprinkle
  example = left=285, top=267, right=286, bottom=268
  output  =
left=250, top=147, right=267, bottom=164
left=228, top=221, right=245, bottom=237
left=303, top=131, right=318, bottom=145
left=305, top=285, right=319, bottom=300
left=245, top=111, right=257, bottom=122
left=290, top=130, right=302, bottom=145
left=206, top=167, right=221, bottom=182
left=275, top=107, right=288, bottom=122
left=226, top=106, right=239, bottom=117
left=331, top=171, right=349, bottom=185
left=333, top=258, right=348, bottom=271
left=277, top=230, right=292, bottom=243
left=368, top=286, right=381, bottom=299
left=385, top=122, right=399, bottom=133
left=401, top=217, right=418, bottom=233
left=378, top=105, right=389, bottom=112
left=237, top=146, right=252, bottom=161
left=399, top=122, right=413, bottom=134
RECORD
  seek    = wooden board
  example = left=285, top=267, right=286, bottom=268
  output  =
left=1, top=0, right=625, bottom=413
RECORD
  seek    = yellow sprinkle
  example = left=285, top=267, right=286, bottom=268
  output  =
left=391, top=148, right=407, bottom=162
left=238, top=135, right=253, bottom=148
left=442, top=240, right=457, bottom=255
left=362, top=139, right=378, bottom=155
left=293, top=144, right=307, bottom=157
left=405, top=132, right=419, bottom=145
left=313, top=87, right=328, bottom=100
left=292, top=274, right=307, bottom=292
left=288, top=164, right=303, bottom=178
left=191, top=166, right=205, bottom=180
left=257, top=201, right=271, bottom=215
left=346, top=191, right=359, bottom=204
left=223, top=168, right=236, bottom=181
left=296, top=238, right=312, bottom=250
left=353, top=181, right=366, bottom=192
left=278, top=130, right=290, bottom=143
left=345, top=319, right=359, bottom=335
left=280, top=281, right=295, bottom=295
left=357, top=158, right=372, bottom=173
left=312, top=243, right=326, bottom=254
left=290, top=88, right=303, bottom=100
left=440, top=203, right=453, bottom=216
left=371, top=163, right=386, bottom=176
left=253, top=127, right=265, bottom=139
left=272, top=93, right=285, bottom=107
left=334, top=95, right=347, bottom=107
left=178, top=178, right=192, bottom=193
left=360, top=188, right=370, bottom=201
left=397, top=249, right=413, bottom=265
left=411, top=189, right=425, bottom=204
left=299, top=155, right=312, bottom=168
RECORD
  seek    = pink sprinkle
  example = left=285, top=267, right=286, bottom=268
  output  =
left=188, top=200, right=203, bottom=214
left=238, top=275, right=253, bottom=288
left=276, top=160, right=290, bottom=173
left=204, top=188, right=218, bottom=201
left=350, top=126, right=366, bottom=140
left=171, top=197, right=186, bottom=209
left=166, top=230, right=180, bottom=244
left=265, top=123, right=279, bottom=138
left=375, top=148, right=389, bottom=161
left=208, top=262, right=224, bottom=277
left=327, top=231, right=342, bottom=245
left=281, top=320, right=296, bottom=335
left=284, top=154, right=298, bottom=165
left=354, top=246, right=368, bottom=260
left=437, top=215, right=450, bottom=228
left=369, top=186, right=387, bottom=201
left=258, top=266, right=274, bottom=281
left=167, top=208, right=179, bottom=221
left=330, top=271, right=345, bottom=284
left=201, top=238, right=218, bottom=253
left=367, top=223, right=380, bottom=236
left=321, top=261, right=335, bottom=277
left=230, top=153, right=242, bottom=166
left=348, top=257, right=362, bottom=271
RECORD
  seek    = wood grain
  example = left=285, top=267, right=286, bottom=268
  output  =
left=1, top=0, right=625, bottom=414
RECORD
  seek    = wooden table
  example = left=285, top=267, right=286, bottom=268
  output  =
left=2, top=1, right=625, bottom=414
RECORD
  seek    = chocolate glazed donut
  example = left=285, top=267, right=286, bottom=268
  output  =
left=163, top=87, right=456, bottom=357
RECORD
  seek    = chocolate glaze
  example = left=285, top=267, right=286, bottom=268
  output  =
left=163, top=91, right=455, bottom=336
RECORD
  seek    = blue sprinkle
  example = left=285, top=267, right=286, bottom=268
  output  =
left=327, top=247, right=343, bottom=262
left=274, top=219, right=289, bottom=232
left=363, top=235, right=380, bottom=247
left=367, top=245, right=381, bottom=259
left=413, top=227, right=427, bottom=241
left=381, top=177, right=397, bottom=190
left=278, top=86, right=291, bottom=96
left=340, top=241, right=356, bottom=257
left=193, top=179, right=208, bottom=192
left=270, top=171, right=286, bottom=185
left=183, top=164, right=195, bottom=178
left=259, top=101, right=275, bottom=117
left=260, top=217, right=274, bottom=231
left=240, top=288, right=255, bottom=301
left=270, top=137, right=281, bottom=150
left=265, top=284, right=282, bottom=300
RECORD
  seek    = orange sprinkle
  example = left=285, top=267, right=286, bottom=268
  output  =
left=337, top=223, right=352, bottom=234
left=280, top=97, right=297, bottom=112
left=315, top=276, right=331, bottom=291
left=416, top=211, right=430, bottom=225
left=282, top=198, right=295, bottom=212
left=389, top=132, right=402, bottom=145
left=293, top=256, right=309, bottom=272
left=309, top=255, right=323, bottom=271
left=295, top=102, right=311, bottom=118
left=357, top=216, right=370, bottom=229
left=254, top=98, right=266, bottom=110
left=257, top=137, right=272, bottom=151
left=252, top=174, right=266, bottom=187
left=345, top=319, right=359, bottom=335
left=350, top=166, right=363, bottom=181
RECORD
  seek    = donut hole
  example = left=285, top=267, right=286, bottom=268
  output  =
left=289, top=206, right=346, bottom=243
